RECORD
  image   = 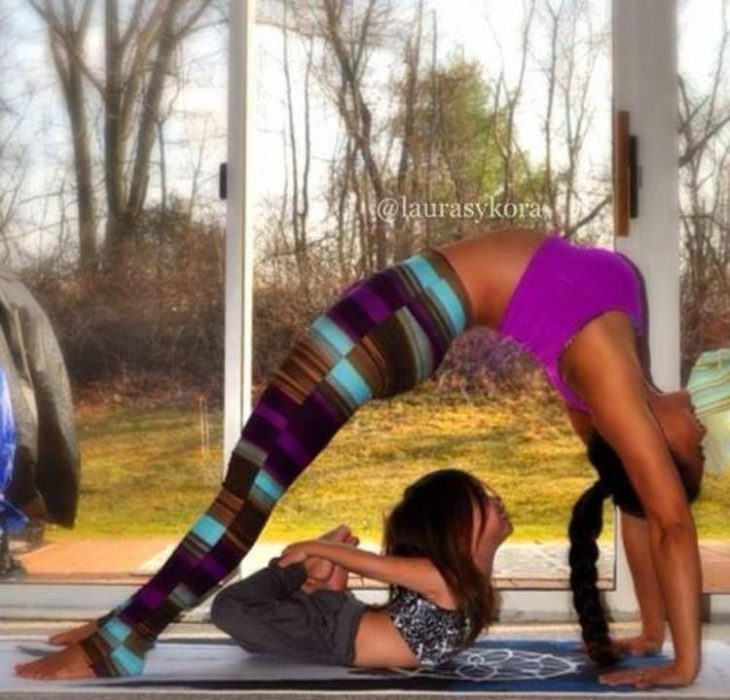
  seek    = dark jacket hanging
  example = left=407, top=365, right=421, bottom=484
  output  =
left=0, top=268, right=79, bottom=527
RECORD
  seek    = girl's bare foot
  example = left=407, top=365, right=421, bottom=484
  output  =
left=15, top=642, right=96, bottom=680
left=305, top=524, right=351, bottom=582
left=47, top=620, right=98, bottom=646
left=323, top=533, right=359, bottom=592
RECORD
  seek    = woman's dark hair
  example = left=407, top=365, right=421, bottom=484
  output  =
left=380, top=468, right=496, bottom=646
left=569, top=431, right=702, bottom=667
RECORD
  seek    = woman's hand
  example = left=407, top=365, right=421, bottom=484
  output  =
left=599, top=661, right=698, bottom=689
left=611, top=633, right=664, bottom=657
left=579, top=632, right=664, bottom=658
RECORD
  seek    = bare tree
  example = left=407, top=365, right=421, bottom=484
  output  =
left=678, top=0, right=730, bottom=378
left=26, top=0, right=97, bottom=271
left=392, top=0, right=423, bottom=262
left=28, top=0, right=219, bottom=270
left=316, top=0, right=391, bottom=270
left=282, top=1, right=314, bottom=293
left=481, top=0, right=610, bottom=237
left=533, top=0, right=610, bottom=236
left=0, top=93, right=26, bottom=265
left=0, top=7, right=32, bottom=266
left=491, top=0, right=535, bottom=213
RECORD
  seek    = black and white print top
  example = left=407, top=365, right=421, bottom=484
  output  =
left=387, top=585, right=474, bottom=666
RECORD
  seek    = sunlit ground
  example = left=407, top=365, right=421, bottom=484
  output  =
left=44, top=387, right=728, bottom=543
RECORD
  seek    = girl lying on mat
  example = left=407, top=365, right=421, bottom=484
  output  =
left=210, top=468, right=512, bottom=669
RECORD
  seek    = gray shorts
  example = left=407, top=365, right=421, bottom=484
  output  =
left=210, top=558, right=369, bottom=666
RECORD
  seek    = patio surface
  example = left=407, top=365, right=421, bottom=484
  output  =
left=5, top=536, right=730, bottom=591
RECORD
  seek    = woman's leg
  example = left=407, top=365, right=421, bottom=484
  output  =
left=68, top=249, right=473, bottom=677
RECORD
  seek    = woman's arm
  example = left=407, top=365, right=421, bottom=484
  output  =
left=567, top=406, right=667, bottom=655
left=619, top=510, right=667, bottom=653
left=592, top=404, right=701, bottom=686
left=278, top=540, right=449, bottom=601
left=576, top=336, right=702, bottom=687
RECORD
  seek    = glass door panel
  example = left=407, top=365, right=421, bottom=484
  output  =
left=678, top=0, right=730, bottom=593
left=1, top=1, right=228, bottom=585
left=249, top=0, right=614, bottom=590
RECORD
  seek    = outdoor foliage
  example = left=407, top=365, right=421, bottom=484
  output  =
left=24, top=200, right=226, bottom=398
left=47, top=392, right=730, bottom=541
left=0, top=0, right=728, bottom=555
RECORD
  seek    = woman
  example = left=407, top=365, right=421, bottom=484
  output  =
left=15, top=227, right=706, bottom=688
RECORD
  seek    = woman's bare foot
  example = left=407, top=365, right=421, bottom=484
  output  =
left=15, top=642, right=96, bottom=680
left=47, top=620, right=98, bottom=646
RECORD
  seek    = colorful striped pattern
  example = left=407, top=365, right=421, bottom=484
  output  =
left=79, top=248, right=473, bottom=676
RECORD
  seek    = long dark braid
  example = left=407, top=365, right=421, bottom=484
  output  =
left=569, top=431, right=701, bottom=667
left=568, top=478, right=616, bottom=666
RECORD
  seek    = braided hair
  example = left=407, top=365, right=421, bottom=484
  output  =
left=568, top=431, right=702, bottom=668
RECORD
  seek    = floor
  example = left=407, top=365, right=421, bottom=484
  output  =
left=7, top=535, right=730, bottom=592
left=4, top=537, right=730, bottom=697
left=3, top=621, right=730, bottom=699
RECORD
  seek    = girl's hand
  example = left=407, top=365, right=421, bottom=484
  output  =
left=278, top=541, right=314, bottom=568
left=599, top=662, right=698, bottom=689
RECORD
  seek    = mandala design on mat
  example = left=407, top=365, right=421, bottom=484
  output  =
left=369, top=647, right=585, bottom=682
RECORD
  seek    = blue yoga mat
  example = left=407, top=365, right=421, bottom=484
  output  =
left=10, top=638, right=669, bottom=692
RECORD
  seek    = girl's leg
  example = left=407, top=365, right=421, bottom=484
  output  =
left=210, top=560, right=364, bottom=665
left=209, top=561, right=312, bottom=656
left=70, top=248, right=472, bottom=676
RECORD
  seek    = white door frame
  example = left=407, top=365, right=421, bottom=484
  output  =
left=223, top=0, right=256, bottom=477
left=609, top=0, right=730, bottom=620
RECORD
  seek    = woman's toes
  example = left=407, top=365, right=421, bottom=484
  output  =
left=15, top=643, right=96, bottom=680
left=48, top=620, right=97, bottom=646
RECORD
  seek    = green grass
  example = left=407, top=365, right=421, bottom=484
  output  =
left=45, top=389, right=730, bottom=543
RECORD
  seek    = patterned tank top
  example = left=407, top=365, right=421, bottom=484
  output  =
left=387, top=585, right=474, bottom=666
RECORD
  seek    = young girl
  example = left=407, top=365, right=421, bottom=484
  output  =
left=210, top=468, right=513, bottom=668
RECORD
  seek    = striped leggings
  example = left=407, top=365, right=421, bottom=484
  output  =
left=79, top=248, right=473, bottom=676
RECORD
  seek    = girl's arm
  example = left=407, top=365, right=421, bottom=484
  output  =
left=278, top=540, right=449, bottom=602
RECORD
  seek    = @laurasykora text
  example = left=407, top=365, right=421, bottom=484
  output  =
left=376, top=196, right=544, bottom=224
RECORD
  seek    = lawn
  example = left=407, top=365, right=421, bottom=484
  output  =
left=44, top=387, right=730, bottom=543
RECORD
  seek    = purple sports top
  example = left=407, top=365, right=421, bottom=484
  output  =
left=498, top=233, right=646, bottom=414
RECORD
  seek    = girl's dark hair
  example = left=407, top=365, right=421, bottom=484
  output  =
left=381, top=468, right=496, bottom=646
left=569, top=431, right=702, bottom=667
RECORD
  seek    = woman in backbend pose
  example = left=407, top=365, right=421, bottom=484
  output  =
left=16, top=227, right=706, bottom=688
